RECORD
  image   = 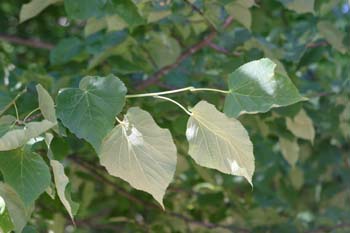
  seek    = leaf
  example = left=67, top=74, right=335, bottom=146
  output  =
left=286, top=109, right=315, bottom=143
left=56, top=74, right=127, bottom=151
left=225, top=0, right=254, bottom=29
left=64, top=0, right=108, bottom=20
left=186, top=101, right=254, bottom=185
left=50, top=37, right=83, bottom=65
left=19, top=0, right=62, bottom=23
left=0, top=120, right=56, bottom=151
left=50, top=160, right=79, bottom=221
left=36, top=84, right=57, bottom=123
left=144, top=33, right=181, bottom=68
left=0, top=93, right=12, bottom=115
left=317, top=20, right=347, bottom=54
left=111, top=0, right=145, bottom=28
left=0, top=116, right=16, bottom=137
left=289, top=166, right=304, bottom=190
left=224, top=58, right=304, bottom=117
left=0, top=148, right=51, bottom=206
left=0, top=183, right=32, bottom=233
left=0, top=208, right=14, bottom=233
left=99, top=107, right=177, bottom=208
left=278, top=0, right=315, bottom=14
left=279, top=137, right=299, bottom=166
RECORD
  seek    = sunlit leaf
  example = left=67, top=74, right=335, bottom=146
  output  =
left=19, top=0, right=62, bottom=23
left=0, top=120, right=56, bottom=151
left=99, top=107, right=177, bottom=208
left=50, top=160, right=79, bottom=221
left=36, top=84, right=57, bottom=123
left=186, top=101, right=254, bottom=185
left=224, top=58, right=304, bottom=117
left=286, top=109, right=315, bottom=143
left=279, top=137, right=299, bottom=166
left=278, top=0, right=315, bottom=14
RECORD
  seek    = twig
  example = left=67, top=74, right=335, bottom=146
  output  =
left=0, top=34, right=54, bottom=50
left=135, top=16, right=234, bottom=90
left=208, top=42, right=241, bottom=56
left=183, top=0, right=216, bottom=31
left=68, top=154, right=249, bottom=232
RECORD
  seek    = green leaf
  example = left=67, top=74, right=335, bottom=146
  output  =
left=0, top=183, right=32, bottom=233
left=50, top=160, right=79, bottom=221
left=317, top=20, right=347, bottom=54
left=36, top=84, right=57, bottom=123
left=19, top=0, right=62, bottom=23
left=0, top=116, right=16, bottom=137
left=0, top=207, right=14, bottom=233
left=0, top=93, right=12, bottom=115
left=0, top=120, right=56, bottom=151
left=111, top=0, right=145, bottom=28
left=186, top=101, right=254, bottom=185
left=0, top=148, right=51, bottom=206
left=286, top=109, right=315, bottom=143
left=279, top=137, right=299, bottom=166
left=278, top=0, right=314, bottom=14
left=225, top=0, right=253, bottom=29
left=64, top=0, right=108, bottom=20
left=99, top=107, right=177, bottom=208
left=144, top=33, right=181, bottom=68
left=289, top=166, right=304, bottom=190
left=56, top=74, right=127, bottom=151
left=224, top=58, right=304, bottom=117
left=50, top=37, right=83, bottom=65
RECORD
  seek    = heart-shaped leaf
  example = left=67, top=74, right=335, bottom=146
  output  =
left=186, top=101, right=254, bottom=185
left=99, top=107, right=177, bottom=208
left=56, top=74, right=127, bottom=151
left=224, top=58, right=304, bottom=117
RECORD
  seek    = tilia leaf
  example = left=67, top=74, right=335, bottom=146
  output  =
left=186, top=101, right=254, bottom=185
left=0, top=120, right=56, bottom=151
left=50, top=160, right=79, bottom=221
left=0, top=183, right=32, bottom=233
left=0, top=148, right=51, bottom=206
left=286, top=109, right=315, bottom=143
left=36, top=84, right=57, bottom=123
left=224, top=58, right=304, bottom=117
left=56, top=74, right=127, bottom=152
left=99, top=107, right=177, bottom=208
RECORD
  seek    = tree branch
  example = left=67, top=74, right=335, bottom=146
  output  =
left=0, top=34, right=54, bottom=50
left=135, top=16, right=234, bottom=90
left=68, top=154, right=249, bottom=232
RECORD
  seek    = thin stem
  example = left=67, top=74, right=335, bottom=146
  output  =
left=126, top=86, right=229, bottom=98
left=126, top=87, right=193, bottom=98
left=14, top=102, right=19, bottom=121
left=115, top=116, right=124, bottom=125
left=23, top=107, right=40, bottom=123
left=154, top=96, right=192, bottom=116
left=0, top=88, right=27, bottom=117
left=190, top=87, right=230, bottom=94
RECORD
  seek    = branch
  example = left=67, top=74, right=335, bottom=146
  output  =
left=135, top=16, right=234, bottom=90
left=0, top=34, right=54, bottom=50
left=68, top=154, right=249, bottom=232
left=208, top=42, right=241, bottom=56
